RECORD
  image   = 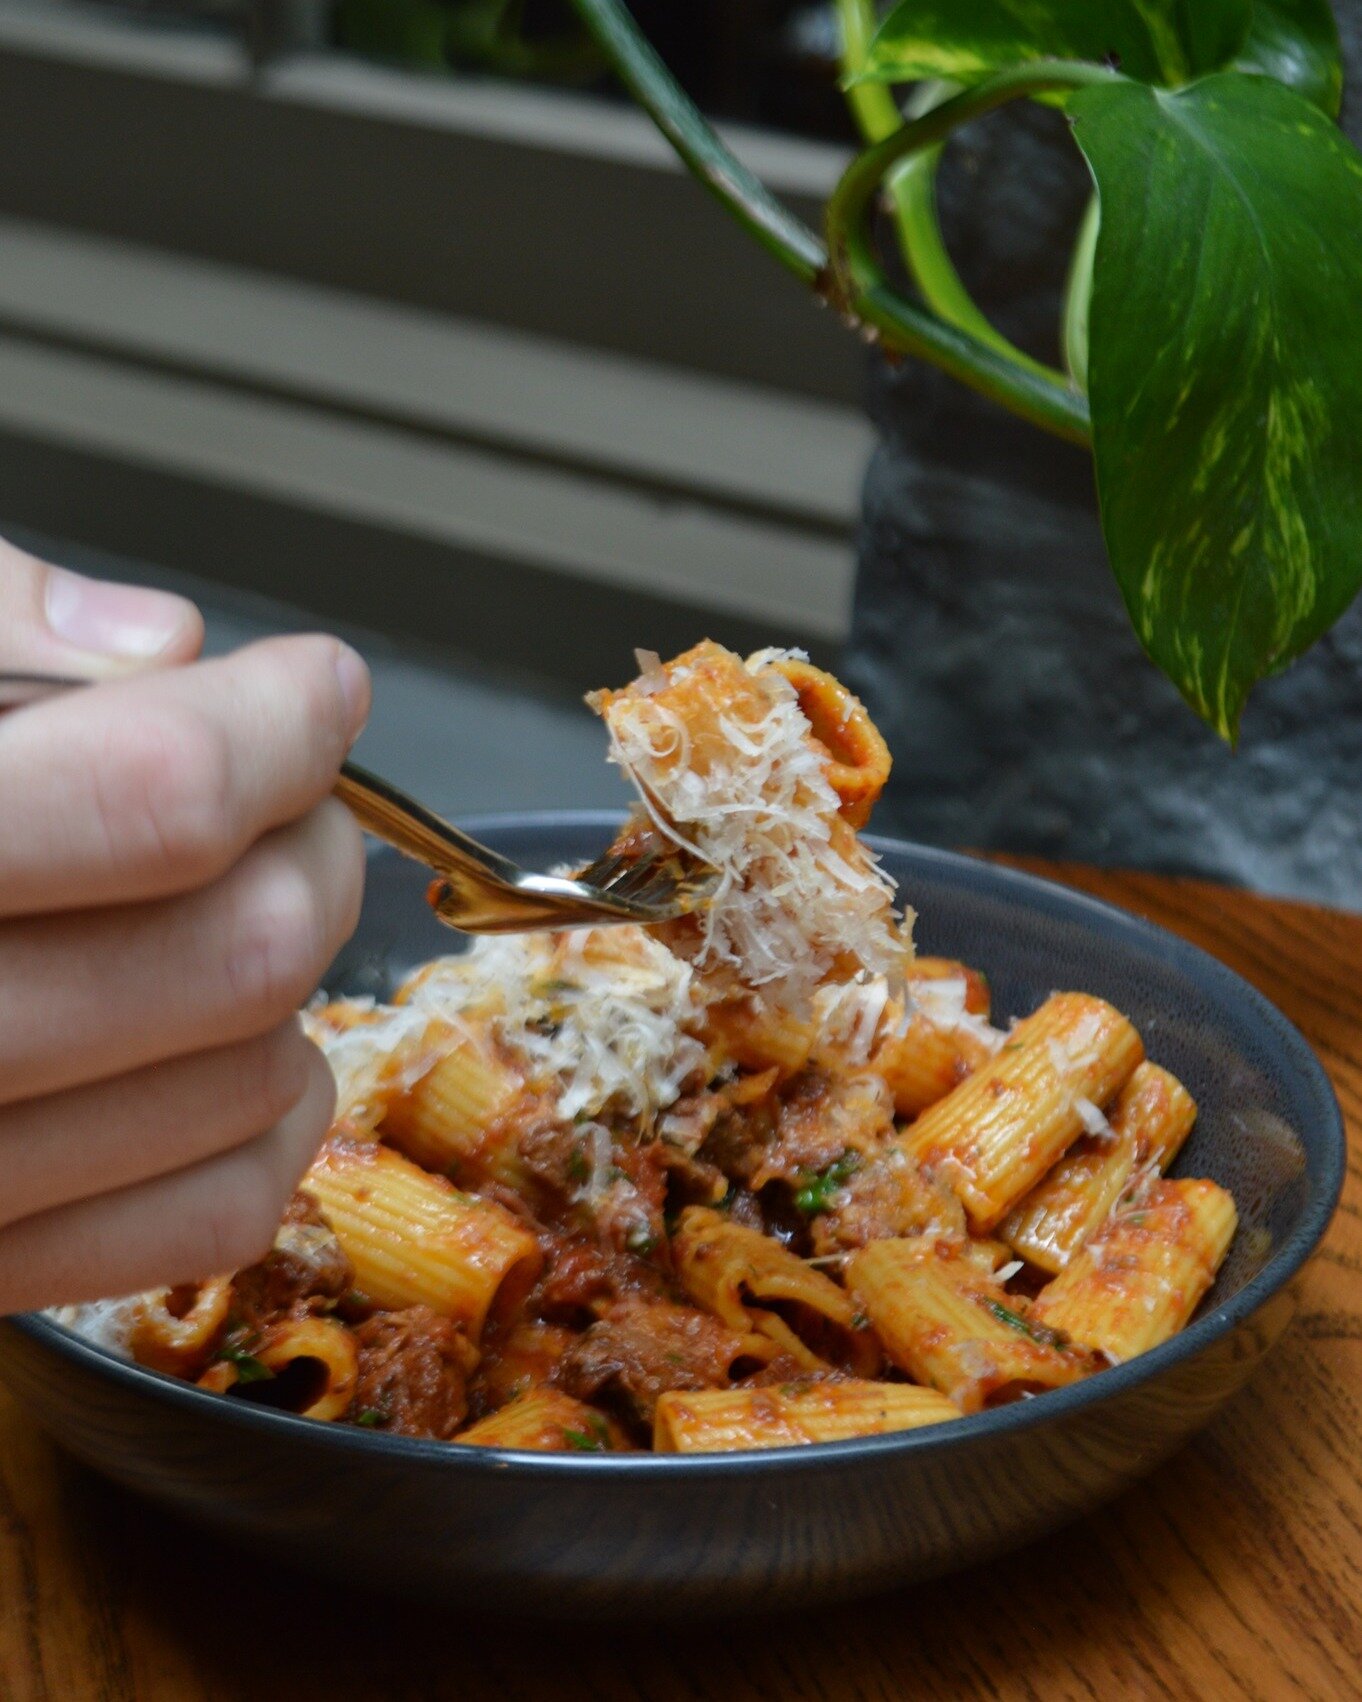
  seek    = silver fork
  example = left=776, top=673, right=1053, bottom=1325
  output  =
left=0, top=671, right=713, bottom=933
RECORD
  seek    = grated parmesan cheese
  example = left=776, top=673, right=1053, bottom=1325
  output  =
left=909, top=975, right=1007, bottom=1054
left=402, top=927, right=707, bottom=1124
left=50, top=1295, right=143, bottom=1356
left=301, top=998, right=444, bottom=1129
left=813, top=974, right=894, bottom=1063
left=1074, top=1096, right=1116, bottom=1141
left=595, top=645, right=909, bottom=1013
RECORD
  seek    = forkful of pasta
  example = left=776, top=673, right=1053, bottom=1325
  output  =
left=0, top=668, right=715, bottom=934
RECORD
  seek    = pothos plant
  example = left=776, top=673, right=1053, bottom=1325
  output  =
left=568, top=0, right=1362, bottom=742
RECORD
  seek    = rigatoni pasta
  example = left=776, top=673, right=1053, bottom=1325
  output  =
left=458, top=1388, right=631, bottom=1452
left=672, top=1207, right=880, bottom=1376
left=847, top=1239, right=1088, bottom=1413
left=381, top=1017, right=529, bottom=1186
left=655, top=1378, right=961, bottom=1452
left=902, top=993, right=1144, bottom=1233
left=62, top=642, right=1238, bottom=1453
left=1028, top=1179, right=1238, bottom=1361
left=304, top=1135, right=542, bottom=1333
left=1000, top=1062, right=1198, bottom=1274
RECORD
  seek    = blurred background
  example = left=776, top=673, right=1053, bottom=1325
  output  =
left=0, top=0, right=867, bottom=816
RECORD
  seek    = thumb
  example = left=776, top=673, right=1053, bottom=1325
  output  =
left=0, top=536, right=203, bottom=675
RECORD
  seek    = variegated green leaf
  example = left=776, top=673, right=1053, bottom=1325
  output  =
left=860, top=0, right=1251, bottom=87
left=1070, top=72, right=1362, bottom=738
left=1235, top=0, right=1343, bottom=114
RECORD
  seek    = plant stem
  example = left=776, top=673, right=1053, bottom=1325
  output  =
left=570, top=0, right=1093, bottom=442
left=890, top=83, right=1063, bottom=381
left=569, top=0, right=823, bottom=283
left=834, top=1, right=1051, bottom=377
left=835, top=0, right=901, bottom=145
left=1062, top=193, right=1100, bottom=390
left=825, top=59, right=1122, bottom=437
left=826, top=59, right=1122, bottom=299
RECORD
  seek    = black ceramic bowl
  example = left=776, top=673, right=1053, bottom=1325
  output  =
left=0, top=816, right=1344, bottom=1619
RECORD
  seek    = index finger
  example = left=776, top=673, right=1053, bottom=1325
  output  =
left=0, top=634, right=371, bottom=916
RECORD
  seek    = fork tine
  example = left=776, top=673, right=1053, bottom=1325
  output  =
left=622, top=862, right=718, bottom=917
left=600, top=857, right=668, bottom=898
left=577, top=850, right=629, bottom=887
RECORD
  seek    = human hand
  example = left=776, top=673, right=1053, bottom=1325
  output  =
left=0, top=539, right=370, bottom=1311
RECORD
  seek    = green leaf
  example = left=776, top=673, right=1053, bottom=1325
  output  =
left=1235, top=0, right=1343, bottom=114
left=1070, top=72, right=1362, bottom=738
left=861, top=0, right=1251, bottom=88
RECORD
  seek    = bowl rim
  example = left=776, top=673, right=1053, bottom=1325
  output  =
left=11, top=812, right=1346, bottom=1480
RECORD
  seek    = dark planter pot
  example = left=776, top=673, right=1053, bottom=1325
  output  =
left=844, top=24, right=1362, bottom=908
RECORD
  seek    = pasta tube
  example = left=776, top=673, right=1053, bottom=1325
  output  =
left=672, top=1207, right=880, bottom=1375
left=765, top=655, right=892, bottom=828
left=702, top=996, right=817, bottom=1076
left=304, top=1135, right=542, bottom=1336
left=129, top=1276, right=234, bottom=1377
left=654, top=1377, right=961, bottom=1452
left=870, top=958, right=998, bottom=1116
left=902, top=993, right=1143, bottom=1232
left=254, top=1316, right=359, bottom=1421
left=1000, top=1062, right=1197, bottom=1274
left=872, top=1013, right=999, bottom=1118
left=382, top=1018, right=529, bottom=1187
left=907, top=958, right=991, bottom=1016
left=847, top=1238, right=1088, bottom=1413
left=457, top=1388, right=628, bottom=1451
left=1028, top=1178, right=1237, bottom=1361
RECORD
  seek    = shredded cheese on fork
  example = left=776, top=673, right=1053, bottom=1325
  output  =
left=592, top=644, right=909, bottom=1013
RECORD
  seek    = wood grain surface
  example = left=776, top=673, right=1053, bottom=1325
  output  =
left=1, top=864, right=1358, bottom=1702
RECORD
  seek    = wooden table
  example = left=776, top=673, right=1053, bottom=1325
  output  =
left=2, top=864, right=1359, bottom=1701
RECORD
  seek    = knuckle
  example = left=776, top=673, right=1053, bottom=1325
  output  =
left=235, top=1024, right=312, bottom=1130
left=200, top=1143, right=291, bottom=1273
left=225, top=857, right=330, bottom=1023
left=101, top=709, right=236, bottom=885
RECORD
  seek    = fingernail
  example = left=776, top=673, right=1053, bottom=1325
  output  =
left=334, top=642, right=371, bottom=739
left=45, top=568, right=193, bottom=660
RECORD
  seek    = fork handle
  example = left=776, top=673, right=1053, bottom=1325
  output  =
left=332, top=763, right=522, bottom=886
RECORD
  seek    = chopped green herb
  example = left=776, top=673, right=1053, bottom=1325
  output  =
left=563, top=1415, right=611, bottom=1453
left=981, top=1298, right=1072, bottom=1353
left=850, top=1311, right=869, bottom=1331
left=982, top=1298, right=1032, bottom=1335
left=793, top=1150, right=862, bottom=1218
left=354, top=1407, right=388, bottom=1428
left=566, top=1144, right=589, bottom=1184
left=625, top=1224, right=659, bottom=1256
left=219, top=1339, right=274, bottom=1385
